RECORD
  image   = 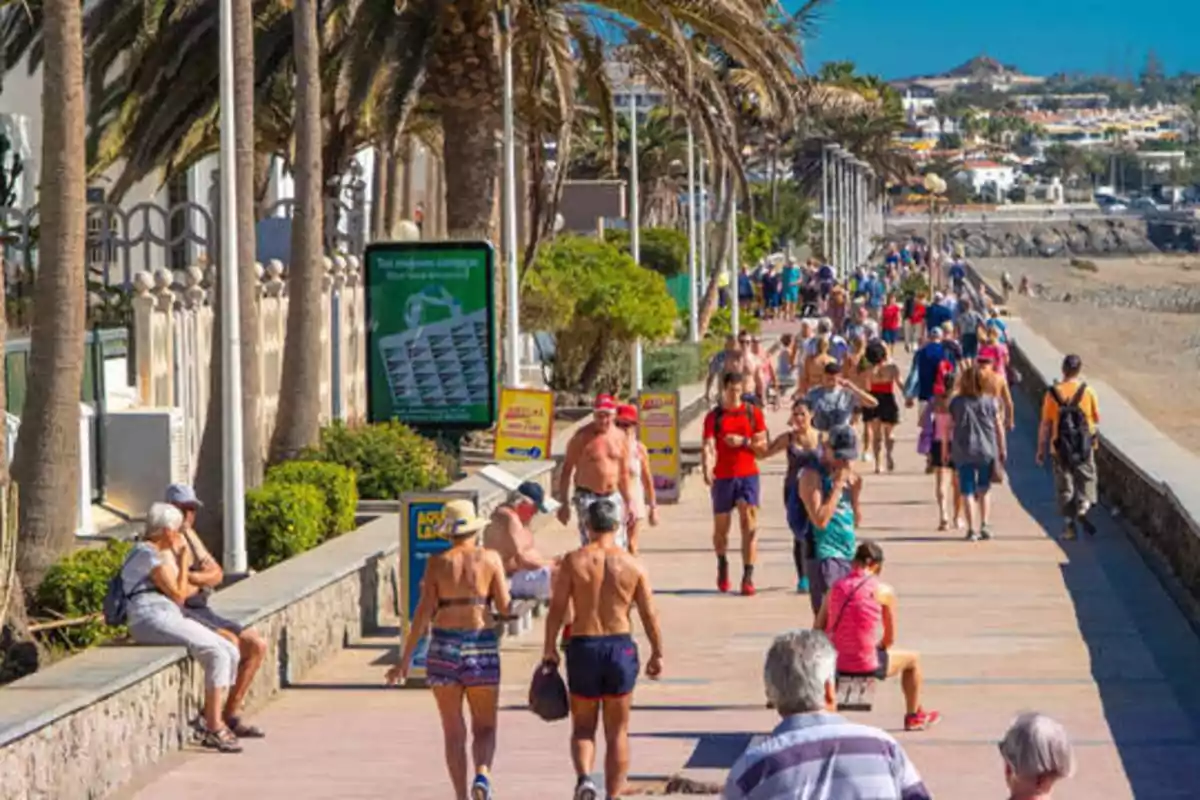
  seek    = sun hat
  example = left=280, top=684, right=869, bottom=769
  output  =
left=439, top=499, right=488, bottom=537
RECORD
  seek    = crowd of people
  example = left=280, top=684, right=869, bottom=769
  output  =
left=94, top=231, right=1111, bottom=799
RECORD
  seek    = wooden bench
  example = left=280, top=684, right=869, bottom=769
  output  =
left=836, top=674, right=878, bottom=712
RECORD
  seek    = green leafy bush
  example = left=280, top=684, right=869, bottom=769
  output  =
left=304, top=421, right=453, bottom=500
left=523, top=235, right=677, bottom=392
left=645, top=343, right=704, bottom=390
left=35, top=539, right=133, bottom=650
left=246, top=483, right=328, bottom=570
left=739, top=213, right=774, bottom=267
left=604, top=227, right=689, bottom=277
left=705, top=307, right=761, bottom=340
left=266, top=460, right=359, bottom=538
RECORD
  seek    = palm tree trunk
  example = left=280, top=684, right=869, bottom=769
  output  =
left=12, top=0, right=87, bottom=590
left=269, top=0, right=324, bottom=463
left=193, top=0, right=263, bottom=557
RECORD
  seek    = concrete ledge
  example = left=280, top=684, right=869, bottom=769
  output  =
left=966, top=263, right=1200, bottom=619
left=0, top=459, right=555, bottom=800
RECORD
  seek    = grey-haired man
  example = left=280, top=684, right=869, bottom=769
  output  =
left=483, top=480, right=558, bottom=600
left=165, top=483, right=267, bottom=738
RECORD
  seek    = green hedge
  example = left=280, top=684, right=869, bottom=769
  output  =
left=35, top=539, right=133, bottom=650
left=645, top=343, right=704, bottom=390
left=304, top=421, right=453, bottom=500
left=266, top=460, right=358, bottom=539
left=246, top=483, right=328, bottom=570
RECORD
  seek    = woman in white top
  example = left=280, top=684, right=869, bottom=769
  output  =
left=616, top=403, right=658, bottom=555
left=121, top=503, right=243, bottom=752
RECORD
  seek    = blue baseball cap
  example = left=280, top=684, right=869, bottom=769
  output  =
left=516, top=481, right=550, bottom=514
left=165, top=483, right=203, bottom=508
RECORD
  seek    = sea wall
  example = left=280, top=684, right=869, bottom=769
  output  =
left=887, top=217, right=1158, bottom=258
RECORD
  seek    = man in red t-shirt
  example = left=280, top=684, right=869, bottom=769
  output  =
left=702, top=371, right=768, bottom=595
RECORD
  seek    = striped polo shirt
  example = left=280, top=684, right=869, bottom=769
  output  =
left=723, top=712, right=931, bottom=800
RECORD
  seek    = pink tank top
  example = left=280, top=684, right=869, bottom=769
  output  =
left=825, top=569, right=881, bottom=673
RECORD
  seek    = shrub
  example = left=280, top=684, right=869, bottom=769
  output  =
left=705, top=307, right=761, bottom=340
left=266, top=460, right=359, bottom=538
left=604, top=227, right=689, bottom=277
left=35, top=539, right=133, bottom=650
left=645, top=343, right=704, bottom=390
left=523, top=235, right=676, bottom=392
left=246, top=483, right=328, bottom=570
left=305, top=420, right=453, bottom=500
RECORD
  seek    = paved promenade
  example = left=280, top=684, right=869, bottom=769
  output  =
left=119, top=391, right=1200, bottom=799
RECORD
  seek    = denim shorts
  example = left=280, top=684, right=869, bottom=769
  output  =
left=711, top=475, right=761, bottom=514
left=956, top=461, right=995, bottom=497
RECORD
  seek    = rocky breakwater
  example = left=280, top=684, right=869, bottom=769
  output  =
left=889, top=218, right=1158, bottom=258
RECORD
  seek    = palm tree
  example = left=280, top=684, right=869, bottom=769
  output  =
left=7, top=0, right=88, bottom=589
left=268, top=0, right=324, bottom=461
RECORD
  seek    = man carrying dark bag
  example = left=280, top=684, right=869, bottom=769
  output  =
left=1036, top=355, right=1101, bottom=541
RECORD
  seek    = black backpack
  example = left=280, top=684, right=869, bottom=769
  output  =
left=712, top=402, right=756, bottom=438
left=1050, top=382, right=1093, bottom=467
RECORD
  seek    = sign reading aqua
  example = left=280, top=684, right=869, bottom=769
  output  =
left=364, top=241, right=498, bottom=429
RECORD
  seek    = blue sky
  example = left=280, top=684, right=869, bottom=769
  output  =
left=796, top=0, right=1200, bottom=79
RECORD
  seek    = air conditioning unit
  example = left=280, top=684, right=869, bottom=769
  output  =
left=103, top=407, right=189, bottom=519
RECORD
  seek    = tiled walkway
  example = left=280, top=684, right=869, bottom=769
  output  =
left=120, top=385, right=1200, bottom=799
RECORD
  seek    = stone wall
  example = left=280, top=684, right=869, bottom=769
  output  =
left=887, top=217, right=1157, bottom=258
left=0, top=460, right=555, bottom=800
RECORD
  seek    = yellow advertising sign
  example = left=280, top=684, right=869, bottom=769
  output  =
left=637, top=391, right=681, bottom=503
left=494, top=387, right=555, bottom=461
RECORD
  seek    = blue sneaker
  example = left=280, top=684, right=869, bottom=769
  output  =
left=471, top=774, right=493, bottom=800
left=796, top=576, right=810, bottom=594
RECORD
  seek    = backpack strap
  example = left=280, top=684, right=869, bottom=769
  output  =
left=830, top=576, right=873, bottom=635
left=1069, top=382, right=1088, bottom=407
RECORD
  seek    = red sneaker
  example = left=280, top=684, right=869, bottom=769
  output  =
left=717, top=561, right=730, bottom=593
left=740, top=580, right=756, bottom=597
left=904, top=709, right=941, bottom=731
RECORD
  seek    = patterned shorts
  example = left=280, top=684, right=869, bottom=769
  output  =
left=573, top=490, right=628, bottom=549
left=425, top=628, right=500, bottom=688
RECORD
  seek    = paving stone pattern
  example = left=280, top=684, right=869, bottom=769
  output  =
left=119, top=377, right=1200, bottom=799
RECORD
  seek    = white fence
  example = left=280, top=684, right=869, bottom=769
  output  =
left=131, top=255, right=367, bottom=477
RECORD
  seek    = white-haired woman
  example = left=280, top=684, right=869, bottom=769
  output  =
left=999, top=713, right=1075, bottom=799
left=121, top=502, right=243, bottom=752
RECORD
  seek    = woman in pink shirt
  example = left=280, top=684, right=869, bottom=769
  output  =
left=977, top=326, right=1010, bottom=378
left=815, top=541, right=940, bottom=732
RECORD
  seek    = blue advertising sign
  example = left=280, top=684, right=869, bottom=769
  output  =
left=399, top=491, right=478, bottom=679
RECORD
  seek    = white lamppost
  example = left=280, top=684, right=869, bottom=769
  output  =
left=821, top=144, right=833, bottom=263
left=218, top=0, right=246, bottom=573
left=685, top=121, right=699, bottom=343
left=698, top=156, right=708, bottom=292
left=628, top=90, right=644, bottom=390
left=730, top=173, right=740, bottom=337
left=500, top=3, right=521, bottom=388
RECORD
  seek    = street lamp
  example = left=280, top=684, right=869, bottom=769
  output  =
left=500, top=2, right=521, bottom=388
left=628, top=88, right=644, bottom=390
left=218, top=0, right=246, bottom=573
left=685, top=121, right=699, bottom=343
left=923, top=171, right=948, bottom=287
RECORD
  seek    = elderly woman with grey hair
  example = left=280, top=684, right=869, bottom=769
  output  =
left=999, top=713, right=1075, bottom=799
left=120, top=502, right=243, bottom=752
left=724, top=630, right=931, bottom=800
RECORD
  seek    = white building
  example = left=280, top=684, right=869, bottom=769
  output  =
left=956, top=160, right=1017, bottom=197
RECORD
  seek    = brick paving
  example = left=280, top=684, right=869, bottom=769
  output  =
left=120, top=384, right=1200, bottom=799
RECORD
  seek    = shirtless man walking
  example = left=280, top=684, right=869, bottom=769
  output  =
left=482, top=481, right=556, bottom=600
left=557, top=395, right=633, bottom=550
left=543, top=499, right=665, bottom=800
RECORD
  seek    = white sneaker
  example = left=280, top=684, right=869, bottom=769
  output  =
left=574, top=776, right=598, bottom=800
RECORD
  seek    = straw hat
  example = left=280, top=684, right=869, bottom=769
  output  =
left=439, top=499, right=488, bottom=537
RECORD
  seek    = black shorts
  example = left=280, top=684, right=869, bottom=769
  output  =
left=862, top=392, right=900, bottom=425
left=929, top=440, right=954, bottom=469
left=566, top=634, right=639, bottom=698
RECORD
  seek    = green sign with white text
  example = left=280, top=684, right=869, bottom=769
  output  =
left=364, top=241, right=497, bottom=428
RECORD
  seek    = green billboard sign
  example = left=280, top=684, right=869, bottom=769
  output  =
left=364, top=241, right=497, bottom=428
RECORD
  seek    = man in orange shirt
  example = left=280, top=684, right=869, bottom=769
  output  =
left=1036, top=354, right=1100, bottom=540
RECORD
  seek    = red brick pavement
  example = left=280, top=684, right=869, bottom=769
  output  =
left=120, top=392, right=1200, bottom=799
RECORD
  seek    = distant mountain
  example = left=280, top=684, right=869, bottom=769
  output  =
left=898, top=54, right=1034, bottom=83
